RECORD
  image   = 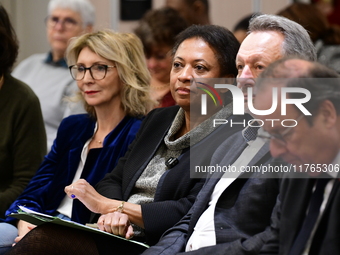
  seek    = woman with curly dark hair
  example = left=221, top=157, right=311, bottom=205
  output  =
left=135, top=7, right=188, bottom=108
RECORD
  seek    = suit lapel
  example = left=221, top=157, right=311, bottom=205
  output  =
left=309, top=179, right=340, bottom=254
left=194, top=135, right=270, bottom=213
left=187, top=134, right=247, bottom=236
left=122, top=107, right=179, bottom=199
left=187, top=136, right=270, bottom=237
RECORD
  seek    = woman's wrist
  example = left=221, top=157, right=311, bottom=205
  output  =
left=116, top=201, right=125, bottom=213
left=100, top=198, right=121, bottom=214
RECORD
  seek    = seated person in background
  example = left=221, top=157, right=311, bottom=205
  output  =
left=0, top=4, right=46, bottom=253
left=255, top=58, right=340, bottom=255
left=277, top=2, right=340, bottom=73
left=165, top=0, right=210, bottom=25
left=0, top=29, right=153, bottom=254
left=232, top=13, right=260, bottom=43
left=12, top=0, right=94, bottom=151
left=134, top=7, right=189, bottom=108
left=5, top=24, right=247, bottom=255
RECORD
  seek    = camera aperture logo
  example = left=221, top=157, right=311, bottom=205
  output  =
left=197, top=82, right=223, bottom=115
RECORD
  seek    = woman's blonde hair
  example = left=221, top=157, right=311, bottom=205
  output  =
left=66, top=29, right=155, bottom=118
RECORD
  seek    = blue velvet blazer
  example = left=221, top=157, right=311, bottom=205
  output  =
left=5, top=114, right=143, bottom=224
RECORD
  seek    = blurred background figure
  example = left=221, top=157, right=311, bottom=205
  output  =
left=312, top=0, right=340, bottom=26
left=278, top=2, right=340, bottom=73
left=165, top=0, right=210, bottom=25
left=0, top=3, right=46, bottom=253
left=232, top=13, right=260, bottom=43
left=12, top=0, right=94, bottom=151
left=134, top=7, right=188, bottom=108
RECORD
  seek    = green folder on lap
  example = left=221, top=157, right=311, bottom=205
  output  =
left=9, top=206, right=149, bottom=251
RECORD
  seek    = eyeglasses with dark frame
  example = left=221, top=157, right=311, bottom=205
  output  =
left=258, top=114, right=305, bottom=146
left=45, top=15, right=80, bottom=30
left=69, top=64, right=116, bottom=81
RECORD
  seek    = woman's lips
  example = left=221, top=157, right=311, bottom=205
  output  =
left=85, top=90, right=99, bottom=95
left=176, top=87, right=191, bottom=95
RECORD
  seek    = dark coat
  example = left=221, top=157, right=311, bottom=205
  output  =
left=261, top=176, right=340, bottom=255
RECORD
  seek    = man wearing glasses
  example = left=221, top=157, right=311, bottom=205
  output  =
left=255, top=58, right=340, bottom=255
left=12, top=0, right=94, bottom=151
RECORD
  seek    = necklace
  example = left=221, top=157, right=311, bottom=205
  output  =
left=97, top=140, right=102, bottom=144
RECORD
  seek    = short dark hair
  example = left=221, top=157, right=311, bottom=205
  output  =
left=134, top=7, right=188, bottom=57
left=233, top=13, right=261, bottom=32
left=0, top=4, right=18, bottom=76
left=172, top=25, right=240, bottom=77
left=184, top=0, right=209, bottom=13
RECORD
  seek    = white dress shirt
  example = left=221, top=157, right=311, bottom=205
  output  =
left=186, top=129, right=265, bottom=251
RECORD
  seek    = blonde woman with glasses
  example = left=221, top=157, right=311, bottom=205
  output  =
left=1, top=30, right=154, bottom=253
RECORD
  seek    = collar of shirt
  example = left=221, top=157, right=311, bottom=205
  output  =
left=44, top=52, right=68, bottom=68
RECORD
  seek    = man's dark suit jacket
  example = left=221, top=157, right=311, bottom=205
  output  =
left=142, top=129, right=281, bottom=255
left=94, top=105, right=248, bottom=246
left=260, top=176, right=340, bottom=255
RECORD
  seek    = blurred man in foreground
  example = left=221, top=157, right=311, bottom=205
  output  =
left=255, top=58, right=340, bottom=255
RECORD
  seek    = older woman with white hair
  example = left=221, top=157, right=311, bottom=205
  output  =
left=12, top=0, right=95, bottom=151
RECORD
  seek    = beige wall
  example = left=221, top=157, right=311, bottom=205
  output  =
left=119, top=0, right=292, bottom=32
left=0, top=0, right=292, bottom=65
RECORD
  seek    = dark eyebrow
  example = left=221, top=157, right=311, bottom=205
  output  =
left=173, top=56, right=209, bottom=64
left=173, top=56, right=184, bottom=61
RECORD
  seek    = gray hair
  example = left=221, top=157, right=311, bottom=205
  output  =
left=249, top=14, right=317, bottom=61
left=48, top=0, right=95, bottom=27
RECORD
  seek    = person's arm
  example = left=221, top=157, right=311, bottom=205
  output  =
left=65, top=179, right=145, bottom=226
left=1, top=84, right=46, bottom=217
left=4, top=116, right=75, bottom=221
left=258, top=190, right=281, bottom=255
left=141, top=206, right=194, bottom=255
left=173, top=194, right=281, bottom=255
left=176, top=227, right=272, bottom=255
left=141, top=178, right=204, bottom=244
